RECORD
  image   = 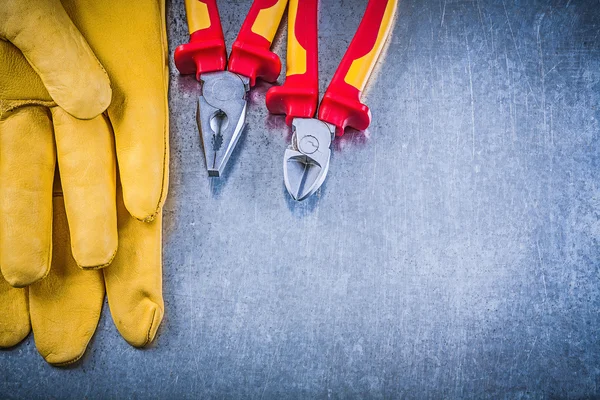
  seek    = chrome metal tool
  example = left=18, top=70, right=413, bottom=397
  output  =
left=196, top=71, right=249, bottom=177
left=283, top=119, right=335, bottom=201
left=266, top=0, right=397, bottom=200
left=175, top=0, right=288, bottom=177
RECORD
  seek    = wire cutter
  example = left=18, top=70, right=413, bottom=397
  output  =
left=175, top=0, right=288, bottom=177
left=266, top=0, right=397, bottom=200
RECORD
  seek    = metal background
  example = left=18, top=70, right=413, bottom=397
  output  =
left=2, top=0, right=600, bottom=398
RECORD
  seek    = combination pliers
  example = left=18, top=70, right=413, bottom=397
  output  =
left=175, top=0, right=288, bottom=177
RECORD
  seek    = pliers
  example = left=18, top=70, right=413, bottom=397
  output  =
left=266, top=0, right=397, bottom=200
left=175, top=0, right=288, bottom=177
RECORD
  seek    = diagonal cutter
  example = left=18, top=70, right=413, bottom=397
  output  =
left=266, top=0, right=397, bottom=200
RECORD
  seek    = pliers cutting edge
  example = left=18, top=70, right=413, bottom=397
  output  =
left=175, top=0, right=288, bottom=177
left=266, top=0, right=397, bottom=200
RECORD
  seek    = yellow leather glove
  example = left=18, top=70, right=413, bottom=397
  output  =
left=0, top=0, right=169, bottom=287
left=0, top=0, right=111, bottom=119
left=0, top=0, right=168, bottom=365
left=0, top=175, right=164, bottom=366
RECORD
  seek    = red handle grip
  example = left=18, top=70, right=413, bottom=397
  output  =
left=265, top=0, right=319, bottom=126
left=318, top=0, right=397, bottom=135
left=228, top=0, right=288, bottom=87
left=174, top=0, right=227, bottom=80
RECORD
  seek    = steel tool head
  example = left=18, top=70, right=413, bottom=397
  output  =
left=197, top=71, right=250, bottom=177
left=283, top=118, right=335, bottom=201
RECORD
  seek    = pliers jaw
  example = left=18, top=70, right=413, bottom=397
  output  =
left=283, top=118, right=335, bottom=201
left=197, top=71, right=250, bottom=177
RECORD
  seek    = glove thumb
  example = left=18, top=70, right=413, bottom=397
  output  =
left=0, top=0, right=111, bottom=119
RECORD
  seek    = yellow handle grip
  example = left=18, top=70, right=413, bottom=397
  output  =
left=250, top=0, right=288, bottom=43
left=318, top=0, right=398, bottom=134
left=345, top=0, right=397, bottom=91
left=176, top=0, right=227, bottom=76
left=286, top=0, right=306, bottom=76
left=184, top=0, right=212, bottom=34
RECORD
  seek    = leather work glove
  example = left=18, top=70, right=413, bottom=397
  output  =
left=0, top=0, right=169, bottom=287
left=0, top=0, right=168, bottom=365
left=0, top=175, right=164, bottom=366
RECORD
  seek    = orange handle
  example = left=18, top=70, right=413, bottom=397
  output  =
left=228, top=0, right=288, bottom=86
left=265, top=0, right=319, bottom=125
left=319, top=0, right=397, bottom=135
left=174, top=0, right=227, bottom=79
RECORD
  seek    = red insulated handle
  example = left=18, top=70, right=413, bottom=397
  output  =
left=265, top=0, right=319, bottom=126
left=228, top=0, right=288, bottom=87
left=174, top=0, right=227, bottom=80
left=318, top=0, right=397, bottom=135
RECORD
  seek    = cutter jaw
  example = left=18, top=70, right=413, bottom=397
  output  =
left=197, top=71, right=250, bottom=177
left=283, top=118, right=335, bottom=201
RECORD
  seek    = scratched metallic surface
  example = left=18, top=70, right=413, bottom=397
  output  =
left=1, top=0, right=600, bottom=398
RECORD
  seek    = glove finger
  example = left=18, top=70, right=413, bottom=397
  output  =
left=0, top=273, right=30, bottom=348
left=110, top=92, right=170, bottom=222
left=104, top=185, right=164, bottom=347
left=0, top=0, right=111, bottom=119
left=0, top=107, right=55, bottom=287
left=59, top=0, right=170, bottom=221
left=52, top=107, right=118, bottom=270
left=0, top=172, right=30, bottom=348
left=29, top=188, right=105, bottom=366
